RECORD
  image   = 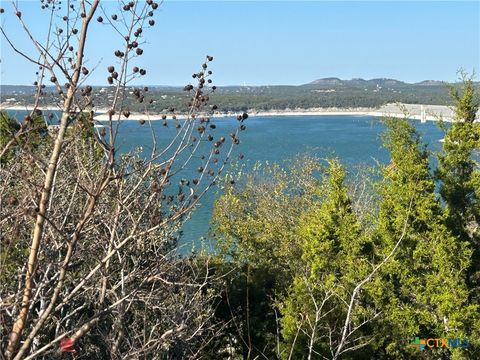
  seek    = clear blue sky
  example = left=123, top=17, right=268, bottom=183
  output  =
left=1, top=1, right=479, bottom=86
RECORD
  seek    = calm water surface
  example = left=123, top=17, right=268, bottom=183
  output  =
left=5, top=111, right=445, bottom=249
left=181, top=115, right=444, bottom=247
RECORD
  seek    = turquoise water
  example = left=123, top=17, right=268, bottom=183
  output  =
left=177, top=115, right=444, bottom=247
left=111, top=115, right=444, bottom=247
left=4, top=111, right=445, bottom=248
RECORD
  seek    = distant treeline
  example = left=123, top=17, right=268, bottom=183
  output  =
left=2, top=80, right=479, bottom=113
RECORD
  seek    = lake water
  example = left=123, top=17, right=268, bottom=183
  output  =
left=180, top=115, right=444, bottom=248
left=111, top=115, right=444, bottom=248
left=4, top=111, right=445, bottom=249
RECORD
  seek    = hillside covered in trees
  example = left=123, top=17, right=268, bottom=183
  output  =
left=2, top=78, right=479, bottom=114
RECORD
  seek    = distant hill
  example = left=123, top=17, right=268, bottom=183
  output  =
left=415, top=80, right=447, bottom=86
left=308, top=77, right=415, bottom=88
left=309, top=77, right=344, bottom=86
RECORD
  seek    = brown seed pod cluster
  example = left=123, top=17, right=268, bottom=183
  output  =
left=8, top=196, right=19, bottom=206
left=81, top=85, right=93, bottom=96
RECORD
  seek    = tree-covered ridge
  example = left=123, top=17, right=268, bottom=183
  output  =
left=3, top=79, right=479, bottom=113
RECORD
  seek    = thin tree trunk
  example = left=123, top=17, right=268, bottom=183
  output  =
left=5, top=2, right=100, bottom=357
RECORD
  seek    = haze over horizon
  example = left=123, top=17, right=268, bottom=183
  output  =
left=0, top=1, right=478, bottom=86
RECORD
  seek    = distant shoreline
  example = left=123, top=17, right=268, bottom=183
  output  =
left=1, top=103, right=467, bottom=122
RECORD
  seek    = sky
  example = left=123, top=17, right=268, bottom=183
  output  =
left=0, top=1, right=479, bottom=86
